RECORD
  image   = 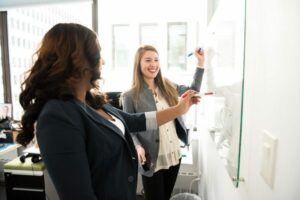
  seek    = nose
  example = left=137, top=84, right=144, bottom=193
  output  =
left=100, top=58, right=105, bottom=65
left=150, top=60, right=157, bottom=66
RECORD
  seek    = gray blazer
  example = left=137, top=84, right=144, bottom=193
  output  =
left=121, top=67, right=204, bottom=176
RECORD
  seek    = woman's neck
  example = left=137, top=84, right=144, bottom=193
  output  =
left=74, top=71, right=92, bottom=103
left=144, top=78, right=156, bottom=91
left=74, top=87, right=87, bottom=103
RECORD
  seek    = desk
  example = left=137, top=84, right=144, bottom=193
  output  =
left=0, top=143, right=21, bottom=182
left=0, top=143, right=21, bottom=156
left=4, top=156, right=58, bottom=200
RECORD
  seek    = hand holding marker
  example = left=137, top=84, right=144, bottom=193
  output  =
left=181, top=91, right=214, bottom=137
left=187, top=47, right=203, bottom=57
left=188, top=47, right=205, bottom=67
left=193, top=91, right=214, bottom=98
left=182, top=91, right=214, bottom=99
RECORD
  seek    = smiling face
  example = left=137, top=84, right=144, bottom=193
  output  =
left=140, top=50, right=160, bottom=82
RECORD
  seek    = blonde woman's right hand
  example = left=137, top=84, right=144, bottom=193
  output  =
left=178, top=90, right=201, bottom=115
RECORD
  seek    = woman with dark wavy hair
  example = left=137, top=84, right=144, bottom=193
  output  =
left=16, top=23, right=199, bottom=200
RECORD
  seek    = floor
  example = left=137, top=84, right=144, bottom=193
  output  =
left=0, top=182, right=6, bottom=200
left=0, top=184, right=145, bottom=200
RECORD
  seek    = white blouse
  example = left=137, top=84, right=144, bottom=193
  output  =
left=108, top=114, right=125, bottom=135
left=153, top=88, right=181, bottom=172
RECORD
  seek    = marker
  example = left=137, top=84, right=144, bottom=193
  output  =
left=197, top=91, right=214, bottom=97
left=187, top=52, right=194, bottom=57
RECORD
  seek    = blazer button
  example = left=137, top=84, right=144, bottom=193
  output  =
left=155, top=139, right=160, bottom=143
left=128, top=176, right=134, bottom=183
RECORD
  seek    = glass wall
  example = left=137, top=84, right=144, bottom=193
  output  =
left=204, top=0, right=246, bottom=186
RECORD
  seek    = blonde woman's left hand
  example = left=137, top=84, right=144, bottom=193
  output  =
left=195, top=47, right=205, bottom=68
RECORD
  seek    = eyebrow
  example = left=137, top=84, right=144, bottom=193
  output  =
left=143, top=57, right=159, bottom=60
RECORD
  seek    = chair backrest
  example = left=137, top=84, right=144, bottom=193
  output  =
left=106, top=92, right=122, bottom=109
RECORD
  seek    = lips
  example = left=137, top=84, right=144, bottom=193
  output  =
left=147, top=68, right=158, bottom=73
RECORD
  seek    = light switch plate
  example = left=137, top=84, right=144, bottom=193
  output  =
left=260, top=130, right=277, bottom=188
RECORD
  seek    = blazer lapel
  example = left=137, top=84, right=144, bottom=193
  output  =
left=74, top=100, right=126, bottom=139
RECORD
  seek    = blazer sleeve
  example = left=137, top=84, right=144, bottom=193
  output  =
left=176, top=67, right=204, bottom=95
left=121, top=91, right=135, bottom=113
left=36, top=100, right=97, bottom=200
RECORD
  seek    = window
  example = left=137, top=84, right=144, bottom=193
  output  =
left=112, top=24, right=131, bottom=69
left=0, top=45, right=3, bottom=103
left=167, top=22, right=187, bottom=70
left=5, top=2, right=92, bottom=120
left=98, top=0, right=205, bottom=129
left=1, top=0, right=206, bottom=127
left=98, top=0, right=203, bottom=93
left=0, top=11, right=10, bottom=104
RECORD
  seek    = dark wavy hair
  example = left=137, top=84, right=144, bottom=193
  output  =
left=17, top=23, right=106, bottom=147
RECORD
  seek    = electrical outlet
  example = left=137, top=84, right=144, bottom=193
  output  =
left=260, top=130, right=277, bottom=188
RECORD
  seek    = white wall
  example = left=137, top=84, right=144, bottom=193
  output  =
left=200, top=0, right=300, bottom=200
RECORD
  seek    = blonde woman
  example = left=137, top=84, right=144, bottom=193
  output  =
left=122, top=45, right=205, bottom=200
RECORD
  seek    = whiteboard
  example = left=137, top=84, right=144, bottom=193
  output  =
left=202, top=0, right=246, bottom=186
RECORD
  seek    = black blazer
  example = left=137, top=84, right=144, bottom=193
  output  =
left=36, top=98, right=148, bottom=200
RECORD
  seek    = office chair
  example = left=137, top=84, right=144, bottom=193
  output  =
left=106, top=92, right=122, bottom=109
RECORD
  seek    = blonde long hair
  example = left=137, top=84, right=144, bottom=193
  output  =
left=131, top=45, right=178, bottom=106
